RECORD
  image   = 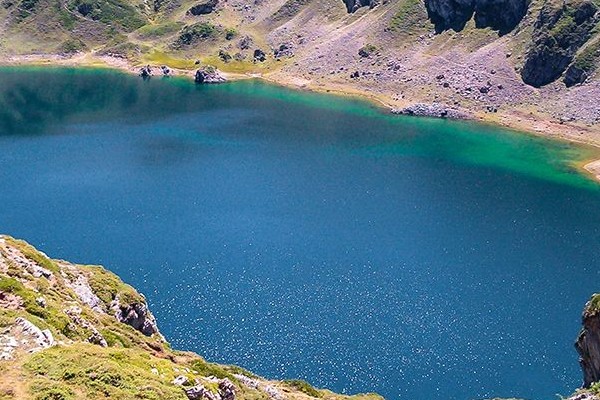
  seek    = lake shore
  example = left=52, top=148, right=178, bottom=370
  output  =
left=4, top=52, right=600, bottom=183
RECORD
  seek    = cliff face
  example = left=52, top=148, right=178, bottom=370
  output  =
left=343, top=0, right=379, bottom=13
left=521, top=0, right=599, bottom=88
left=424, top=0, right=528, bottom=33
left=0, top=235, right=382, bottom=400
left=576, top=294, right=600, bottom=388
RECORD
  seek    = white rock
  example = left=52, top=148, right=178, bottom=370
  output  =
left=173, top=375, right=189, bottom=386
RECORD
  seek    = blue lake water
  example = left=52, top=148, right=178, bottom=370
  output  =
left=1, top=67, right=600, bottom=399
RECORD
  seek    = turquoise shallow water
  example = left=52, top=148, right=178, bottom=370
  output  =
left=1, top=67, right=600, bottom=399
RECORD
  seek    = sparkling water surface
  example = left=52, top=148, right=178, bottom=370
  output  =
left=1, top=67, right=600, bottom=400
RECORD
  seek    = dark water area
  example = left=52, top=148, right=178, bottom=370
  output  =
left=1, top=67, right=600, bottom=399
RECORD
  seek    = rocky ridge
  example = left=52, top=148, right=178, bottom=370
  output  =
left=0, top=236, right=381, bottom=400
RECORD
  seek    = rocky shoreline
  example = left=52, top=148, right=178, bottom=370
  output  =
left=2, top=54, right=600, bottom=184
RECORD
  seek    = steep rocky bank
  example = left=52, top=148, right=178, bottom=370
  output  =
left=577, top=294, right=600, bottom=389
left=0, top=235, right=381, bottom=400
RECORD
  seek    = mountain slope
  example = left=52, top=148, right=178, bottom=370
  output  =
left=0, top=0, right=599, bottom=150
left=0, top=235, right=382, bottom=400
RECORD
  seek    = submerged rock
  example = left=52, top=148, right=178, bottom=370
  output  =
left=161, top=65, right=172, bottom=76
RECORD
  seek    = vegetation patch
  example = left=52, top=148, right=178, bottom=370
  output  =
left=24, top=345, right=187, bottom=400
left=67, top=0, right=146, bottom=31
left=0, top=276, right=46, bottom=317
left=143, top=50, right=198, bottom=69
left=99, top=41, right=146, bottom=59
left=283, top=379, right=322, bottom=397
left=271, top=0, right=310, bottom=21
left=225, top=27, right=237, bottom=40
left=388, top=0, right=430, bottom=34
left=58, top=38, right=87, bottom=54
left=5, top=237, right=59, bottom=274
left=573, top=35, right=600, bottom=72
left=30, top=382, right=75, bottom=400
left=189, top=358, right=235, bottom=380
left=135, top=22, right=183, bottom=40
left=521, top=0, right=599, bottom=86
left=15, top=0, right=39, bottom=20
left=174, top=22, right=218, bottom=47
left=358, top=43, right=378, bottom=58
left=83, top=265, right=142, bottom=308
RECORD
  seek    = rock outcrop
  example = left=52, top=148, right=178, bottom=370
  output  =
left=185, top=379, right=236, bottom=400
left=391, top=102, right=470, bottom=119
left=576, top=294, right=600, bottom=387
left=521, top=0, right=599, bottom=87
left=187, top=0, right=218, bottom=15
left=194, top=66, right=227, bottom=83
left=342, top=0, right=378, bottom=13
left=424, top=0, right=527, bottom=33
left=564, top=64, right=589, bottom=87
left=111, top=297, right=160, bottom=336
left=253, top=48, right=266, bottom=62
left=139, top=65, right=153, bottom=79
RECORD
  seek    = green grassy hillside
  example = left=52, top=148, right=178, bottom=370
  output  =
left=0, top=235, right=383, bottom=400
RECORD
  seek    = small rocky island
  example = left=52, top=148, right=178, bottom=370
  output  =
left=0, top=236, right=379, bottom=400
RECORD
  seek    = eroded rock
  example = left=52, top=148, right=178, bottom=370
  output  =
left=194, top=67, right=227, bottom=84
left=187, top=0, right=218, bottom=15
left=577, top=295, right=600, bottom=387
left=343, top=0, right=378, bottom=13
left=219, top=378, right=236, bottom=400
left=111, top=296, right=160, bottom=336
left=521, top=0, right=598, bottom=87
left=15, top=317, right=54, bottom=349
left=424, top=0, right=527, bottom=34
left=185, top=384, right=220, bottom=400
left=564, top=64, right=589, bottom=87
left=62, top=267, right=104, bottom=313
left=253, top=49, right=266, bottom=62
